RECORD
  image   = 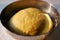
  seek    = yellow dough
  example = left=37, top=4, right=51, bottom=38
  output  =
left=9, top=8, right=53, bottom=35
left=41, top=14, right=53, bottom=34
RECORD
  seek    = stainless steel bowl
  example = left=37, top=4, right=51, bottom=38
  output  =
left=0, top=0, right=60, bottom=40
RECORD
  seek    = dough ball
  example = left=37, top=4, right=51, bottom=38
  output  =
left=9, top=8, right=48, bottom=35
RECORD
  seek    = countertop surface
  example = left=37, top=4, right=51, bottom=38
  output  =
left=0, top=0, right=60, bottom=40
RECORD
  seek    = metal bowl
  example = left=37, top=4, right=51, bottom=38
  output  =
left=0, top=0, right=59, bottom=40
